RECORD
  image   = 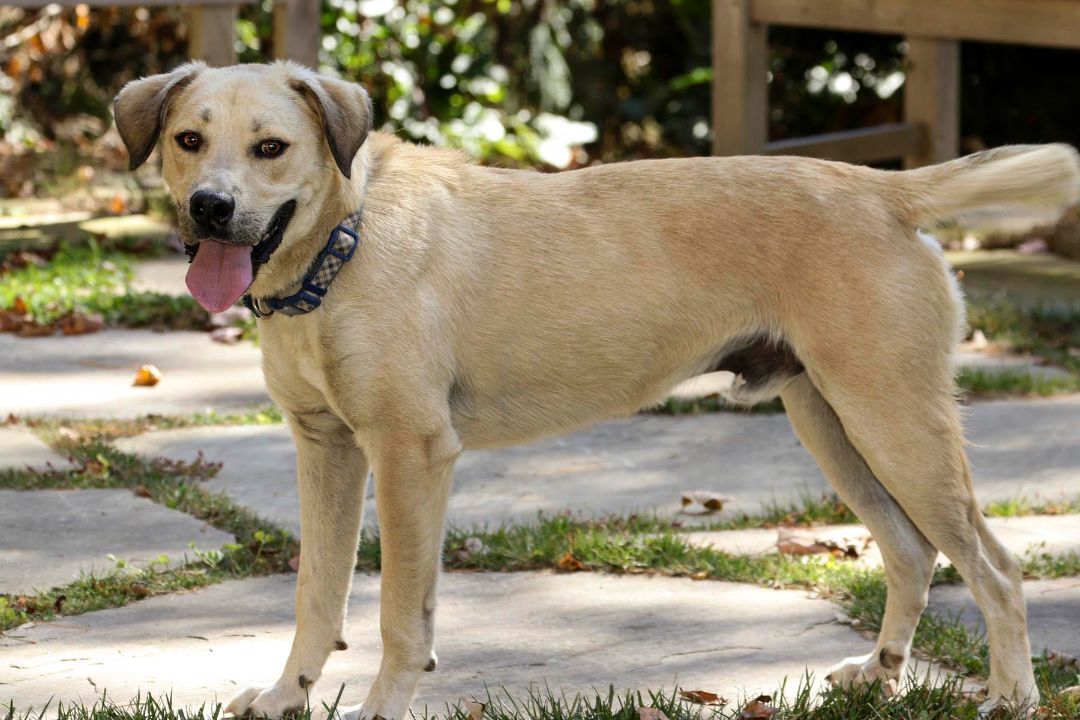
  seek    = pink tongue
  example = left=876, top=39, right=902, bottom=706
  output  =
left=185, top=241, right=254, bottom=313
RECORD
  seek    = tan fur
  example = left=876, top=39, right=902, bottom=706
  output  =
left=114, top=61, right=1080, bottom=719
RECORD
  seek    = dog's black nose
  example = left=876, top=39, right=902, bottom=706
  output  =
left=189, top=190, right=235, bottom=234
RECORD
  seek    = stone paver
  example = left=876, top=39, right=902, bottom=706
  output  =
left=131, top=255, right=190, bottom=297
left=0, top=427, right=72, bottom=470
left=116, top=397, right=1080, bottom=535
left=1, top=571, right=871, bottom=712
left=929, top=578, right=1080, bottom=660
left=0, top=330, right=267, bottom=419
left=684, top=515, right=1080, bottom=565
left=0, top=489, right=233, bottom=595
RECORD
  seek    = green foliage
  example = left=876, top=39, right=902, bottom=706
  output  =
left=0, top=242, right=208, bottom=329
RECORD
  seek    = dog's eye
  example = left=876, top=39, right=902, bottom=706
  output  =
left=256, top=139, right=288, bottom=159
left=176, top=132, right=201, bottom=152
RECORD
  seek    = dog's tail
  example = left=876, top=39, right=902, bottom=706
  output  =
left=893, top=143, right=1080, bottom=232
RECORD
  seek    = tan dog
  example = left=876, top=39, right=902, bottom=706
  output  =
left=114, top=61, right=1080, bottom=719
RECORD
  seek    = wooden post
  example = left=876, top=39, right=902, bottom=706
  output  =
left=903, top=36, right=959, bottom=168
left=273, top=0, right=321, bottom=69
left=188, top=4, right=237, bottom=66
left=712, top=0, right=768, bottom=156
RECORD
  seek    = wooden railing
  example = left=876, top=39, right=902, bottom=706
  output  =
left=7, top=0, right=321, bottom=68
left=712, top=0, right=1080, bottom=167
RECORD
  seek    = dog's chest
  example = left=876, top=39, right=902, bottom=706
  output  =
left=259, top=319, right=336, bottom=410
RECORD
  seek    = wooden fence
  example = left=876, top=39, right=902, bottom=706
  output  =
left=712, top=0, right=1080, bottom=166
left=7, top=0, right=321, bottom=68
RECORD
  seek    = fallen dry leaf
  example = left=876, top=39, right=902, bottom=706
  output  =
left=680, top=491, right=726, bottom=514
left=637, top=708, right=670, bottom=720
left=210, top=326, right=243, bottom=344
left=461, top=699, right=485, bottom=720
left=133, top=485, right=151, bottom=498
left=556, top=551, right=585, bottom=572
left=0, top=310, right=21, bottom=332
left=690, top=570, right=709, bottom=580
left=11, top=296, right=27, bottom=315
left=288, top=555, right=301, bottom=572
left=58, top=312, right=104, bottom=336
left=16, top=321, right=55, bottom=338
left=133, top=365, right=162, bottom=387
left=679, top=689, right=724, bottom=706
left=738, top=695, right=778, bottom=719
left=109, top=194, right=127, bottom=215
left=775, top=528, right=870, bottom=560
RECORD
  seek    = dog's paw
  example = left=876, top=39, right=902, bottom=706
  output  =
left=825, top=652, right=899, bottom=696
left=225, top=684, right=307, bottom=718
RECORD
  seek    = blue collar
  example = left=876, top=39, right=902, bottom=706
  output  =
left=243, top=209, right=362, bottom=318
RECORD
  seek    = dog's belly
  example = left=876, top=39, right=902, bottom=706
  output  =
left=448, top=334, right=804, bottom=450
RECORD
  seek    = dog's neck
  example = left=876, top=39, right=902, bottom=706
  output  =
left=246, top=145, right=370, bottom=300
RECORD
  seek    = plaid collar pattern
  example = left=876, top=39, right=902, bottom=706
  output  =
left=242, top=208, right=362, bottom=318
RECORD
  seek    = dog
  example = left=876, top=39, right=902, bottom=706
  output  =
left=113, top=60, right=1080, bottom=719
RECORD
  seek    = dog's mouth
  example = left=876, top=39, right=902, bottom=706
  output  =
left=185, top=199, right=297, bottom=313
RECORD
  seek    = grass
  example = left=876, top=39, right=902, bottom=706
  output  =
left=21, top=404, right=286, bottom=444
left=4, top=658, right=1079, bottom=720
left=955, top=367, right=1080, bottom=398
left=0, top=442, right=296, bottom=632
left=984, top=495, right=1080, bottom=517
left=966, top=293, right=1080, bottom=378
left=0, top=242, right=208, bottom=330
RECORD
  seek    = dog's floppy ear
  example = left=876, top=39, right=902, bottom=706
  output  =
left=113, top=62, right=205, bottom=170
left=289, top=68, right=373, bottom=179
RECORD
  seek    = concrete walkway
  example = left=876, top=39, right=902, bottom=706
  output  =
left=116, top=396, right=1080, bottom=534
left=0, top=330, right=265, bottom=419
left=2, top=571, right=872, bottom=713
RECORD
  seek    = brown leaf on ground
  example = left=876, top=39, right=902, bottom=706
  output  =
left=775, top=528, right=870, bottom=559
left=210, top=326, right=243, bottom=344
left=556, top=551, right=585, bottom=572
left=132, top=364, right=162, bottom=387
left=58, top=312, right=104, bottom=336
left=16, top=320, right=55, bottom=337
left=109, top=194, right=126, bottom=215
left=680, top=491, right=726, bottom=513
left=11, top=296, right=27, bottom=315
left=738, top=695, right=778, bottom=719
left=461, top=699, right=485, bottom=720
left=288, top=555, right=301, bottom=572
left=0, top=310, right=21, bottom=332
left=637, top=708, right=670, bottom=720
left=679, top=689, right=725, bottom=706
left=133, top=485, right=151, bottom=498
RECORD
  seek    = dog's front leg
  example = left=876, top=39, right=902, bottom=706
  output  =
left=227, top=411, right=368, bottom=718
left=344, top=425, right=460, bottom=720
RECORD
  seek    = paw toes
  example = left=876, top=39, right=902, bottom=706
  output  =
left=225, top=687, right=263, bottom=716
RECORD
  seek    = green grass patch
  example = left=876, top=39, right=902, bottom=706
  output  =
left=966, top=293, right=1080, bottom=378
left=647, top=395, right=785, bottom=416
left=955, top=367, right=1080, bottom=398
left=984, top=495, right=1080, bottom=518
left=5, top=659, right=1079, bottom=720
left=0, top=242, right=208, bottom=330
left=0, top=443, right=296, bottom=632
left=23, top=404, right=286, bottom=444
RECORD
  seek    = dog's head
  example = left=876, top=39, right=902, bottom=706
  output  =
left=113, top=62, right=372, bottom=311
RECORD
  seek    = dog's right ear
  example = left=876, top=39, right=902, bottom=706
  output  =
left=113, top=62, right=205, bottom=170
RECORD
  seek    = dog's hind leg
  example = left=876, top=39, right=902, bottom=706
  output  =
left=226, top=410, right=369, bottom=718
left=780, top=374, right=938, bottom=691
left=794, top=277, right=1036, bottom=713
